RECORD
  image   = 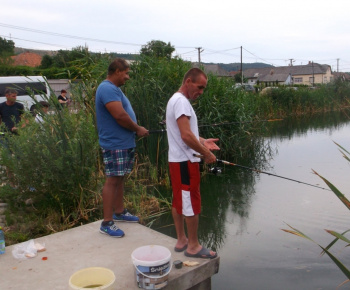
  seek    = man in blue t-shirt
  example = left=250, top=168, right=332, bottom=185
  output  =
left=95, top=58, right=149, bottom=238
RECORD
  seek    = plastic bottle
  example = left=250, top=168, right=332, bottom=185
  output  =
left=0, top=226, right=5, bottom=254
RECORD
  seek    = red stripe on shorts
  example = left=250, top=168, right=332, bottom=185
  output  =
left=169, top=161, right=201, bottom=216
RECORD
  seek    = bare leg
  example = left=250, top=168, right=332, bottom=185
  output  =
left=184, top=214, right=201, bottom=254
left=185, top=214, right=216, bottom=256
left=112, top=176, right=125, bottom=214
left=102, top=176, right=124, bottom=221
left=172, top=207, right=188, bottom=249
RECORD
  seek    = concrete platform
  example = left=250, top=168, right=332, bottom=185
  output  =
left=0, top=221, right=220, bottom=289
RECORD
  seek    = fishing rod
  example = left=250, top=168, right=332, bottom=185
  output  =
left=193, top=154, right=331, bottom=191
left=149, top=118, right=283, bottom=134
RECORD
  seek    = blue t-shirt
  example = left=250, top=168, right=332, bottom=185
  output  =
left=95, top=80, right=137, bottom=150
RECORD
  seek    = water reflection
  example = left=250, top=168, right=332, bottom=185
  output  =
left=151, top=111, right=350, bottom=289
left=199, top=169, right=256, bottom=251
left=267, top=110, right=350, bottom=140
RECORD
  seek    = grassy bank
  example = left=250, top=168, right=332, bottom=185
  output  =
left=1, top=55, right=350, bottom=245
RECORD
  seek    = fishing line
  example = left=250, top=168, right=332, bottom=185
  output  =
left=193, top=154, right=331, bottom=191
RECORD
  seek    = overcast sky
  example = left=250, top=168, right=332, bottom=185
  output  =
left=1, top=0, right=349, bottom=71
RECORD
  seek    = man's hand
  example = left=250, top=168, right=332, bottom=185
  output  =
left=136, top=126, right=149, bottom=137
left=11, top=127, right=18, bottom=133
left=203, top=150, right=216, bottom=164
left=202, top=138, right=220, bottom=151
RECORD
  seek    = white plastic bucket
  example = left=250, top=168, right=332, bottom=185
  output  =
left=69, top=267, right=116, bottom=290
left=131, top=245, right=172, bottom=289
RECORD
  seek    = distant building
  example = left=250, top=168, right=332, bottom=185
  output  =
left=192, top=63, right=230, bottom=77
left=332, top=72, right=350, bottom=82
left=11, top=52, right=42, bottom=67
left=244, top=62, right=333, bottom=86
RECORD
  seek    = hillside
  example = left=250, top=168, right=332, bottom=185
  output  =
left=208, top=62, right=274, bottom=72
left=14, top=47, right=273, bottom=71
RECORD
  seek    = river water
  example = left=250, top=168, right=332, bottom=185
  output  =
left=151, top=112, right=350, bottom=290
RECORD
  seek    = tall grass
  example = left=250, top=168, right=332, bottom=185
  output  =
left=1, top=53, right=350, bottom=244
left=0, top=97, right=100, bottom=225
left=260, top=81, right=350, bottom=116
left=125, top=56, right=191, bottom=181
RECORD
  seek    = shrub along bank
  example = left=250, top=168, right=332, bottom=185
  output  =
left=1, top=55, right=350, bottom=245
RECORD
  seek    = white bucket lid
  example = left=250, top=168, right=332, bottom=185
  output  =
left=131, top=245, right=171, bottom=267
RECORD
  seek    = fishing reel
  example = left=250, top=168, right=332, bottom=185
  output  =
left=209, top=166, right=222, bottom=175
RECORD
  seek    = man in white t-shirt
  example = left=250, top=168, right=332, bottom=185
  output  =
left=166, top=68, right=219, bottom=259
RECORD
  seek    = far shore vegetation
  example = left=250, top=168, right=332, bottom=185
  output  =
left=1, top=40, right=350, bottom=246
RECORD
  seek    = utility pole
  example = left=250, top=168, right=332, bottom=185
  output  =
left=195, top=47, right=203, bottom=66
left=240, top=46, right=243, bottom=85
left=337, top=58, right=339, bottom=72
left=289, top=59, right=294, bottom=66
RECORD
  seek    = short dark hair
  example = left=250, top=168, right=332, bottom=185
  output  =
left=30, top=101, right=50, bottom=117
left=38, top=101, right=50, bottom=108
left=182, top=68, right=207, bottom=84
left=5, top=88, right=18, bottom=95
left=108, top=58, right=130, bottom=76
left=61, top=89, right=67, bottom=93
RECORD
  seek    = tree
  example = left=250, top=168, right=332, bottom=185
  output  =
left=0, top=37, right=15, bottom=55
left=234, top=72, right=247, bottom=83
left=140, top=40, right=175, bottom=60
left=52, top=45, right=90, bottom=68
left=41, top=55, right=53, bottom=69
left=0, top=37, right=15, bottom=65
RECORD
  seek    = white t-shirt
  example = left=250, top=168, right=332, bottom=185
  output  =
left=166, top=92, right=201, bottom=163
left=35, top=114, right=44, bottom=124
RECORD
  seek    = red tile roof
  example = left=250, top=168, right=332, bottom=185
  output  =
left=11, top=52, right=42, bottom=67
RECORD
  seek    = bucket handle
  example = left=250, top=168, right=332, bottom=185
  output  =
left=133, top=261, right=172, bottom=280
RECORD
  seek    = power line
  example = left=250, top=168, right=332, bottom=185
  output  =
left=1, top=22, right=348, bottom=71
left=0, top=34, right=68, bottom=49
left=242, top=47, right=279, bottom=66
left=0, top=22, right=143, bottom=47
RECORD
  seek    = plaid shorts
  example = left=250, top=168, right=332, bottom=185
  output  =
left=102, top=148, right=135, bottom=176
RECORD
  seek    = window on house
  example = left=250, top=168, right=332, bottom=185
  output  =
left=324, top=76, right=327, bottom=82
left=294, top=77, right=303, bottom=83
left=309, top=77, right=314, bottom=84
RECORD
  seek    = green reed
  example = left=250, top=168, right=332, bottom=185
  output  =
left=283, top=142, right=350, bottom=287
left=1, top=53, right=350, bottom=244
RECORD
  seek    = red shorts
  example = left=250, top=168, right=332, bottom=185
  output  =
left=169, top=161, right=201, bottom=216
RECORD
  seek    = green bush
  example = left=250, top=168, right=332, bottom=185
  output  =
left=0, top=97, right=100, bottom=224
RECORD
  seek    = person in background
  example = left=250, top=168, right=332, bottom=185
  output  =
left=95, top=58, right=149, bottom=238
left=33, top=101, right=50, bottom=124
left=57, top=89, right=69, bottom=109
left=0, top=88, right=25, bottom=187
left=166, top=68, right=219, bottom=259
left=0, top=88, right=24, bottom=134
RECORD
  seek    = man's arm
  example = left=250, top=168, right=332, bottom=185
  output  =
left=177, top=115, right=216, bottom=164
left=105, top=101, right=148, bottom=137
